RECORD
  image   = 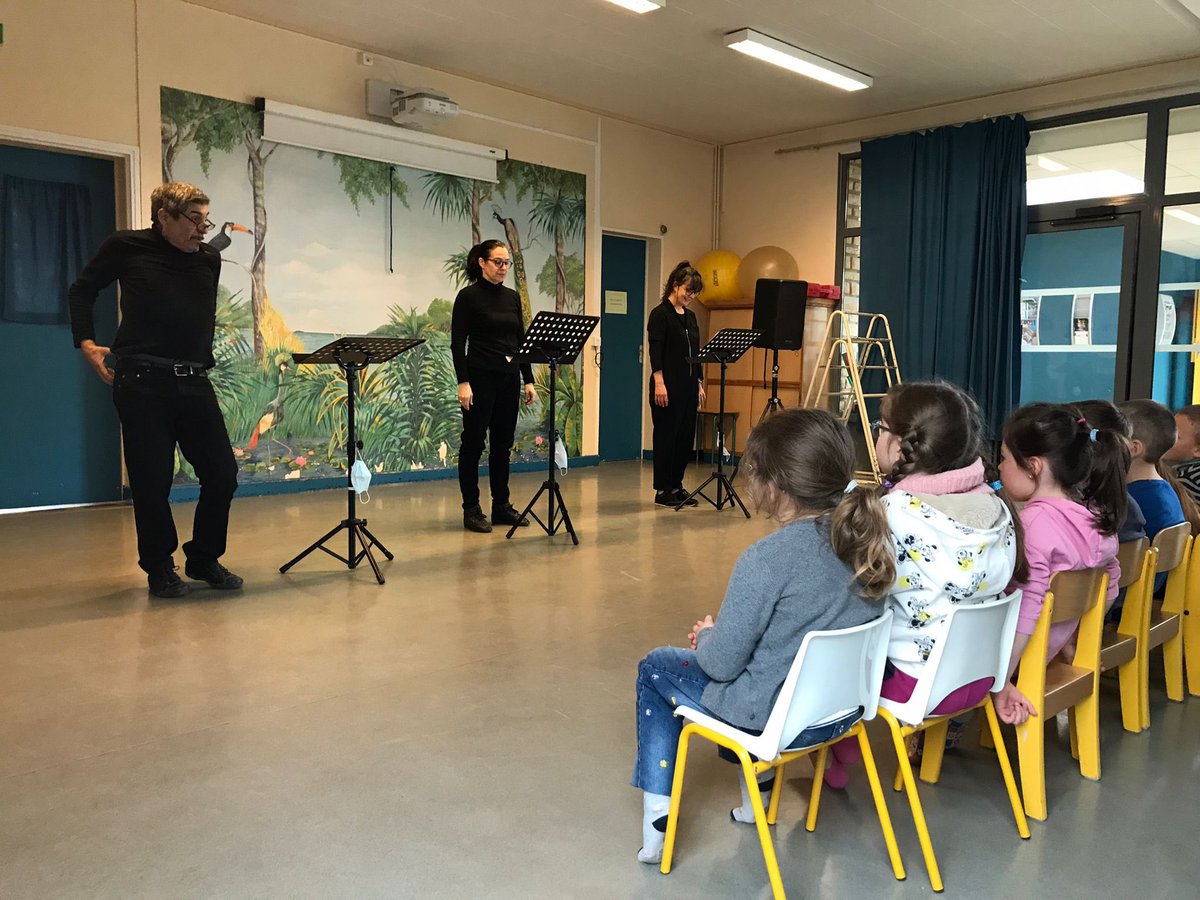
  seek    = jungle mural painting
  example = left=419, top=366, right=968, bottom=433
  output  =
left=160, top=87, right=586, bottom=486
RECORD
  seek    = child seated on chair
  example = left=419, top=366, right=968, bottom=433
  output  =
left=1116, top=399, right=1200, bottom=594
left=991, top=403, right=1126, bottom=724
left=822, top=382, right=1022, bottom=789
left=631, top=409, right=892, bottom=864
left=1163, top=403, right=1200, bottom=504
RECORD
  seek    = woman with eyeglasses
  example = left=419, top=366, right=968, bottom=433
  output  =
left=647, top=261, right=706, bottom=507
left=451, top=239, right=538, bottom=533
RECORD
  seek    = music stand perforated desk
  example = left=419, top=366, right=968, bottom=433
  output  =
left=279, top=335, right=423, bottom=584
left=507, top=311, right=598, bottom=545
left=683, top=327, right=760, bottom=517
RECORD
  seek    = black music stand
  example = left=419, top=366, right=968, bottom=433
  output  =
left=279, top=335, right=423, bottom=584
left=680, top=328, right=760, bottom=517
left=506, top=311, right=598, bottom=545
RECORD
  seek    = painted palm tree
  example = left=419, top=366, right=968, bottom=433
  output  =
left=423, top=173, right=494, bottom=247
left=528, top=169, right=586, bottom=313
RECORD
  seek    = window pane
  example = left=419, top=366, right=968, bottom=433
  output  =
left=844, top=158, right=861, bottom=228
left=1026, top=114, right=1147, bottom=206
left=1153, top=203, right=1200, bottom=409
left=1166, top=105, right=1200, bottom=197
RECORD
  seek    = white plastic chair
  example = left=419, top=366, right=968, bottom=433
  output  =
left=875, top=592, right=1029, bottom=891
left=660, top=611, right=904, bottom=900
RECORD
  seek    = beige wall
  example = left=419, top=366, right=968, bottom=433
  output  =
left=0, top=0, right=718, bottom=457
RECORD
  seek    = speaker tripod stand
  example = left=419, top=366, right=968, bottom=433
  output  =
left=761, top=348, right=785, bottom=419
left=678, top=327, right=760, bottom=517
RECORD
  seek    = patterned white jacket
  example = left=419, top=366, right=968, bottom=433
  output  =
left=883, top=489, right=1018, bottom=676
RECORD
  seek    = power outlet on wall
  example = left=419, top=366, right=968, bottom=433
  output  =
left=357, top=51, right=375, bottom=67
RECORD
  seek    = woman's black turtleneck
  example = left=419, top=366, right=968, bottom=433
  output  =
left=450, top=278, right=533, bottom=384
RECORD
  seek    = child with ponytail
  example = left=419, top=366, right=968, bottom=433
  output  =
left=630, top=409, right=891, bottom=864
left=822, top=381, right=1022, bottom=787
left=992, top=404, right=1125, bottom=724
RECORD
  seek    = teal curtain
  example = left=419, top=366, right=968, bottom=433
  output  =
left=1, top=175, right=93, bottom=324
left=860, top=116, right=1029, bottom=436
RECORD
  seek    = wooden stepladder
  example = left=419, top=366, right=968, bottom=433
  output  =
left=802, top=311, right=902, bottom=485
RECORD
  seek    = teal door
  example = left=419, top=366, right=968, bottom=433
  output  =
left=599, top=235, right=647, bottom=460
left=0, top=145, right=121, bottom=508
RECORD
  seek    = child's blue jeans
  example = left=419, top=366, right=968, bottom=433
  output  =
left=632, top=646, right=716, bottom=796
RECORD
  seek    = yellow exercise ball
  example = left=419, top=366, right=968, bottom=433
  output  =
left=738, top=245, right=800, bottom=300
left=694, top=249, right=741, bottom=302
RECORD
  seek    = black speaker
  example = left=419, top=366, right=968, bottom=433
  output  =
left=752, top=279, right=808, bottom=350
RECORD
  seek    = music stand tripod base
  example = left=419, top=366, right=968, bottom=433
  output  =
left=505, top=311, right=599, bottom=545
left=679, top=327, right=759, bottom=519
left=277, top=336, right=423, bottom=584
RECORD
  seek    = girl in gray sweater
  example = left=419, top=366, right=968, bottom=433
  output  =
left=633, top=409, right=894, bottom=864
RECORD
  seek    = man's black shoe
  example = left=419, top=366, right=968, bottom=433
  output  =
left=492, top=503, right=529, bottom=527
left=654, top=491, right=677, bottom=507
left=184, top=560, right=244, bottom=590
left=464, top=505, right=493, bottom=533
left=148, top=564, right=190, bottom=599
left=673, top=488, right=699, bottom=507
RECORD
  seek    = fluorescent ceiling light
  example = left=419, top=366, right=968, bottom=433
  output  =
left=1036, top=155, right=1068, bottom=172
left=602, top=0, right=664, bottom=13
left=1026, top=170, right=1144, bottom=205
left=724, top=29, right=872, bottom=91
left=259, top=99, right=504, bottom=182
left=1167, top=208, right=1200, bottom=226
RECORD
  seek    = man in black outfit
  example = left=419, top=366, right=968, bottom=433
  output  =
left=69, top=182, right=242, bottom=598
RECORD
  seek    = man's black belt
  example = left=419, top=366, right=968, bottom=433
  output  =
left=116, top=354, right=210, bottom=378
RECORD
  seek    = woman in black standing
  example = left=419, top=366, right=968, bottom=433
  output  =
left=451, top=240, right=537, bottom=533
left=647, top=261, right=706, bottom=506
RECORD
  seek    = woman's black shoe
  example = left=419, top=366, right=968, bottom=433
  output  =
left=463, top=505, right=493, bottom=533
left=492, top=503, right=529, bottom=527
left=673, top=488, right=699, bottom=507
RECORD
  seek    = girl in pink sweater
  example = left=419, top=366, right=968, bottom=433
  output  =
left=993, top=403, right=1126, bottom=724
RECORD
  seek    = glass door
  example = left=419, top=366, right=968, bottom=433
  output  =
left=1018, top=214, right=1139, bottom=404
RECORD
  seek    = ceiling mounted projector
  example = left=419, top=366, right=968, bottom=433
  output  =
left=391, top=90, right=458, bottom=130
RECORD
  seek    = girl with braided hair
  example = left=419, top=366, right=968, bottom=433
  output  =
left=823, top=381, right=1022, bottom=787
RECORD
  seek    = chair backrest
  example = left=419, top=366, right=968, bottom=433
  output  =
left=881, top=592, right=1022, bottom=726
left=1117, top=538, right=1149, bottom=590
left=1153, top=522, right=1190, bottom=573
left=1047, top=568, right=1107, bottom=624
left=756, top=611, right=893, bottom=756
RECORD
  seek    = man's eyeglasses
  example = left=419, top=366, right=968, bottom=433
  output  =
left=181, top=212, right=216, bottom=233
left=870, top=420, right=894, bottom=437
left=487, top=257, right=512, bottom=268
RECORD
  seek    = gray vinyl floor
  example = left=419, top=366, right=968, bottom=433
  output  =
left=1, top=461, right=1196, bottom=899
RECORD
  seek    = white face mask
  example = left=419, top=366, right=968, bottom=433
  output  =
left=554, top=438, right=568, bottom=475
left=350, top=459, right=372, bottom=503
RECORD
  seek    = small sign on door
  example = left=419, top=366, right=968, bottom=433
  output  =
left=604, top=290, right=628, bottom=315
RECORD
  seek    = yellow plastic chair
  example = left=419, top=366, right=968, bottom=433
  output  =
left=661, top=612, right=904, bottom=900
left=1183, top=537, right=1200, bottom=698
left=1140, top=523, right=1191, bottom=728
left=875, top=592, right=1029, bottom=892
left=1011, top=567, right=1108, bottom=822
left=1100, top=538, right=1153, bottom=733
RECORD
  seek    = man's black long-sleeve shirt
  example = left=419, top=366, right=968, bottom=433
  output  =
left=68, top=228, right=222, bottom=367
left=450, top=279, right=534, bottom=384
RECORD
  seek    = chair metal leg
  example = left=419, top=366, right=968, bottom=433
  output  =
left=1140, top=639, right=1152, bottom=730
left=856, top=725, right=907, bottom=882
left=1068, top=707, right=1079, bottom=761
left=883, top=713, right=942, bottom=891
left=1015, top=717, right=1047, bottom=821
left=766, top=762, right=785, bottom=826
left=733, top=747, right=787, bottom=900
left=806, top=747, right=827, bottom=832
left=660, top=725, right=695, bottom=875
left=919, top=720, right=950, bottom=785
left=983, top=699, right=1031, bottom=839
left=1186, top=610, right=1200, bottom=697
